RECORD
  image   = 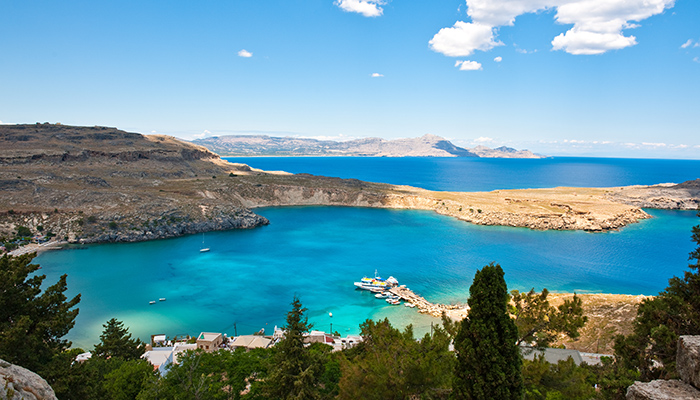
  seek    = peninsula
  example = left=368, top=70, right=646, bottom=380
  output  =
left=1, top=124, right=698, bottom=246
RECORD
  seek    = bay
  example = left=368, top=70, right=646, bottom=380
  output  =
left=34, top=157, right=700, bottom=349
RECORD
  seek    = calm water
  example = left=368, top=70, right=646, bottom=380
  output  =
left=226, top=156, right=700, bottom=192
left=35, top=157, right=700, bottom=349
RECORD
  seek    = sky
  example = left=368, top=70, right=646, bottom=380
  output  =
left=1, top=0, right=699, bottom=158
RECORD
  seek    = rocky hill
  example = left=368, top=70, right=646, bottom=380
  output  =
left=1, top=123, right=694, bottom=247
left=192, top=134, right=545, bottom=158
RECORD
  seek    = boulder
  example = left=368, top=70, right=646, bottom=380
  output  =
left=677, top=335, right=700, bottom=389
left=0, top=359, right=58, bottom=400
left=626, top=380, right=700, bottom=400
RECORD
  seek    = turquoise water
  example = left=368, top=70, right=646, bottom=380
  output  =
left=36, top=207, right=698, bottom=350
left=33, top=157, right=700, bottom=348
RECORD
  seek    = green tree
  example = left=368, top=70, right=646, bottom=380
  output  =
left=522, top=355, right=596, bottom=400
left=613, top=211, right=700, bottom=380
left=93, top=318, right=145, bottom=361
left=15, top=225, right=32, bottom=237
left=511, top=288, right=587, bottom=349
left=263, top=296, right=323, bottom=400
left=0, top=253, right=80, bottom=374
left=452, top=263, right=523, bottom=400
left=338, top=318, right=453, bottom=400
left=104, top=359, right=158, bottom=400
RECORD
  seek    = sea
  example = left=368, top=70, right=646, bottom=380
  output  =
left=35, top=157, right=700, bottom=349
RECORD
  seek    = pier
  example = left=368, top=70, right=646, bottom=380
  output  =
left=387, top=286, right=468, bottom=318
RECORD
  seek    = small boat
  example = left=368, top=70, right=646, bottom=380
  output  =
left=375, top=292, right=388, bottom=299
left=149, top=301, right=156, bottom=305
left=404, top=303, right=416, bottom=308
left=386, top=298, right=400, bottom=305
left=159, top=298, right=166, bottom=302
left=200, top=232, right=209, bottom=252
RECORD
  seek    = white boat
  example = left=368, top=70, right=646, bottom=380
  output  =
left=159, top=298, right=166, bottom=301
left=200, top=232, right=209, bottom=252
left=354, top=270, right=398, bottom=291
left=386, top=298, right=400, bottom=305
left=149, top=301, right=156, bottom=305
left=404, top=303, right=416, bottom=308
left=375, top=292, right=388, bottom=299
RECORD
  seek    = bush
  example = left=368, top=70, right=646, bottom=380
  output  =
left=108, top=222, right=118, bottom=230
left=16, top=226, right=32, bottom=237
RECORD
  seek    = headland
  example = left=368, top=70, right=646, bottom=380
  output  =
left=1, top=124, right=698, bottom=247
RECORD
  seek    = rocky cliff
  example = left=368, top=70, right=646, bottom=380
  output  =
left=0, top=124, right=693, bottom=247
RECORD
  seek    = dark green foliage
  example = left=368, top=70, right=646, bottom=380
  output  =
left=0, top=253, right=80, bottom=374
left=585, top=356, right=639, bottom=400
left=93, top=318, right=146, bottom=361
left=87, top=215, right=98, bottom=223
left=338, top=318, right=454, bottom=400
left=263, top=296, right=323, bottom=399
left=104, top=359, right=159, bottom=400
left=15, top=225, right=31, bottom=237
left=511, top=288, right=587, bottom=349
left=109, top=221, right=118, bottom=229
left=452, top=263, right=523, bottom=400
left=613, top=211, right=700, bottom=380
left=522, top=355, right=596, bottom=400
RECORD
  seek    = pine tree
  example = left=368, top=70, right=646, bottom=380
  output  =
left=264, top=296, right=322, bottom=400
left=93, top=318, right=145, bottom=361
left=0, top=253, right=80, bottom=373
left=452, top=263, right=523, bottom=400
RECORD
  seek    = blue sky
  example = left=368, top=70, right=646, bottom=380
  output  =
left=1, top=0, right=698, bottom=158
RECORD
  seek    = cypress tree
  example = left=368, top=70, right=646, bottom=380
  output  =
left=93, top=318, right=145, bottom=361
left=452, top=262, right=523, bottom=400
left=264, top=296, right=321, bottom=399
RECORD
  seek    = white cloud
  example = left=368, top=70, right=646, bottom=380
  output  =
left=455, top=60, right=483, bottom=70
left=694, top=57, right=700, bottom=63
left=193, top=129, right=211, bottom=139
left=681, top=39, right=694, bottom=49
left=237, top=49, right=253, bottom=58
left=642, top=142, right=667, bottom=147
left=474, top=136, right=494, bottom=143
left=494, top=56, right=503, bottom=62
left=431, top=0, right=676, bottom=57
left=430, top=22, right=502, bottom=57
left=371, top=72, right=384, bottom=77
left=335, top=0, right=384, bottom=17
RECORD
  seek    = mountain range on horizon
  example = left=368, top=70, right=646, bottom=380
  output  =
left=192, top=134, right=546, bottom=158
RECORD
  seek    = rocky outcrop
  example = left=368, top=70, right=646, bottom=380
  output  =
left=626, top=380, right=700, bottom=400
left=677, top=336, right=700, bottom=390
left=0, top=359, right=57, bottom=400
left=626, top=335, right=700, bottom=399
left=606, top=182, right=700, bottom=210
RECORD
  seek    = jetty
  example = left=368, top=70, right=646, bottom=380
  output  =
left=387, top=286, right=468, bottom=318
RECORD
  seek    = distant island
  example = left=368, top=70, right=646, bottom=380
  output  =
left=192, top=134, right=547, bottom=158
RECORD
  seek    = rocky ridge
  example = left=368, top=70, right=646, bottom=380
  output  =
left=1, top=124, right=695, bottom=247
left=192, top=134, right=546, bottom=158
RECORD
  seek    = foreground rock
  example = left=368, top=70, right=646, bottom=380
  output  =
left=0, top=359, right=57, bottom=400
left=626, top=335, right=700, bottom=399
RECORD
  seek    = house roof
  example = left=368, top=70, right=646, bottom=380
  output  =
left=230, top=335, right=272, bottom=349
